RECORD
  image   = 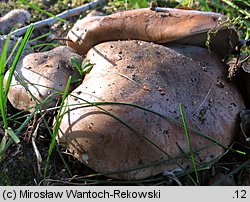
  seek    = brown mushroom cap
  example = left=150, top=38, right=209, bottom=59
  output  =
left=5, top=46, right=83, bottom=111
left=0, top=10, right=30, bottom=34
left=58, top=41, right=245, bottom=180
left=67, top=8, right=238, bottom=57
left=0, top=35, right=32, bottom=66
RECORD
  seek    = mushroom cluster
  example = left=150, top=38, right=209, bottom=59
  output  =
left=67, top=8, right=239, bottom=57
left=5, top=8, right=246, bottom=179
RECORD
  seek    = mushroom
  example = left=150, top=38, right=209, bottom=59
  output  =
left=67, top=8, right=238, bottom=57
left=58, top=41, right=245, bottom=180
left=0, top=10, right=30, bottom=34
left=5, top=46, right=83, bottom=111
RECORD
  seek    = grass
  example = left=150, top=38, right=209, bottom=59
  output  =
left=43, top=76, right=72, bottom=182
left=0, top=0, right=249, bottom=185
left=126, top=0, right=149, bottom=8
left=179, top=103, right=199, bottom=185
left=19, top=0, right=67, bottom=23
left=0, top=24, right=34, bottom=155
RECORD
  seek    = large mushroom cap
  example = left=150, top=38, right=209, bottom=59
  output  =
left=5, top=46, right=83, bottom=111
left=67, top=8, right=238, bottom=57
left=58, top=41, right=245, bottom=180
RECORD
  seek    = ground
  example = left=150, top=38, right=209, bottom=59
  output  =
left=0, top=0, right=249, bottom=185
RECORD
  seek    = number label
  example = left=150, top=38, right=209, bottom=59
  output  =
left=234, top=190, right=247, bottom=199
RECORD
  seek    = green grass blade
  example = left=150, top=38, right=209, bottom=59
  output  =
left=210, top=0, right=229, bottom=12
left=0, top=35, right=10, bottom=128
left=41, top=114, right=73, bottom=177
left=19, top=0, right=66, bottom=23
left=5, top=37, right=22, bottom=66
left=129, top=0, right=149, bottom=8
left=199, top=0, right=211, bottom=11
left=0, top=95, right=51, bottom=155
left=30, top=43, right=60, bottom=50
left=6, top=127, right=20, bottom=144
left=82, top=59, right=94, bottom=74
left=179, top=103, right=200, bottom=185
left=222, top=0, right=250, bottom=18
left=29, top=32, right=52, bottom=43
left=175, top=0, right=192, bottom=7
left=4, top=24, right=34, bottom=105
left=44, top=76, right=72, bottom=180
left=1, top=107, right=36, bottom=155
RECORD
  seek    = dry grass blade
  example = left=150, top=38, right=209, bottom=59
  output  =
left=32, top=119, right=42, bottom=176
left=212, top=158, right=250, bottom=185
